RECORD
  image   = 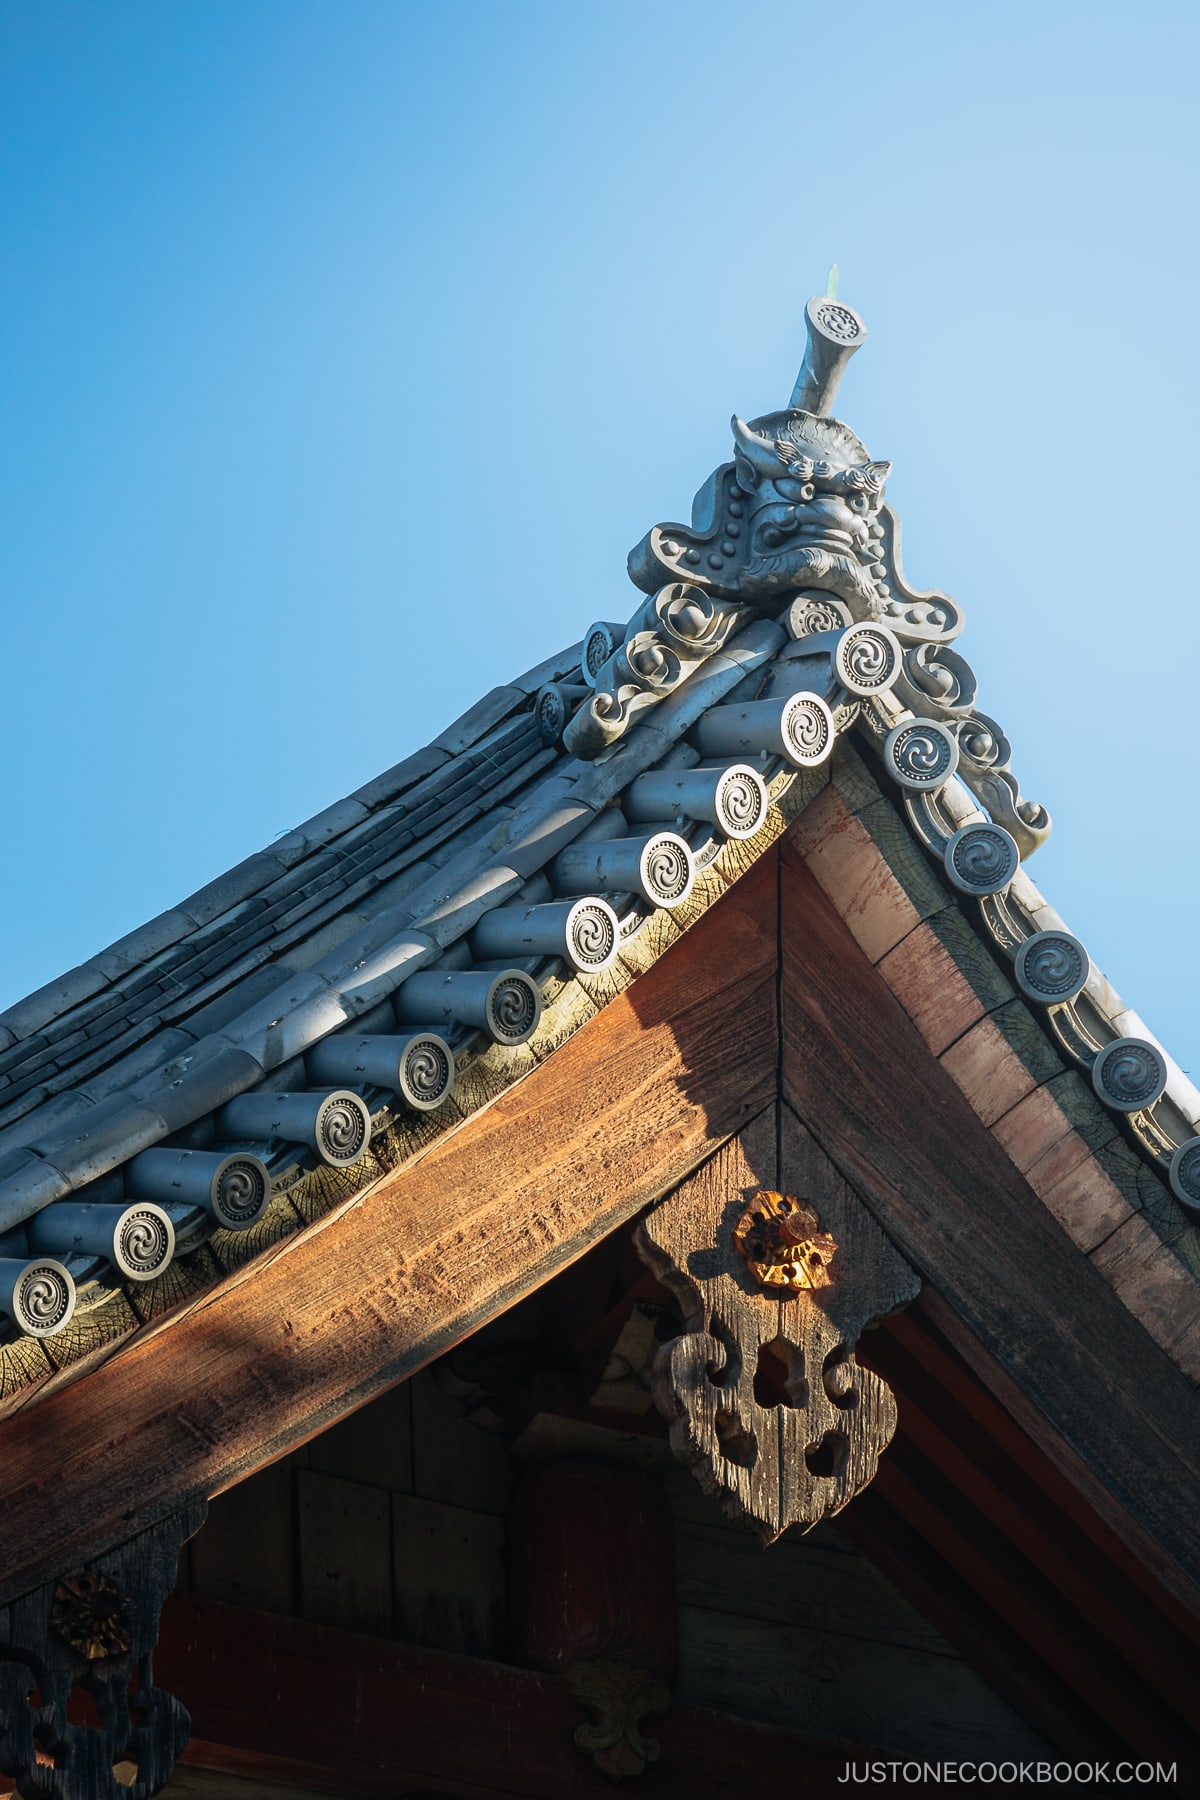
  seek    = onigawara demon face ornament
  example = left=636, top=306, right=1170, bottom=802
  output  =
left=629, top=408, right=891, bottom=618
left=560, top=288, right=1048, bottom=871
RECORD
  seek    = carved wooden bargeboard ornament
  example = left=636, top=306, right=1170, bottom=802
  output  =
left=0, top=1500, right=204, bottom=1800
left=637, top=1115, right=918, bottom=1543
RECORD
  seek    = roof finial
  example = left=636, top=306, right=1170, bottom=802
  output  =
left=789, top=277, right=866, bottom=415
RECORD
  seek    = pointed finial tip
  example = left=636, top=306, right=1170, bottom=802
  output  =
left=825, top=263, right=840, bottom=300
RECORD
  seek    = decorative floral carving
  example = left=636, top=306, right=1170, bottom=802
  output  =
left=0, top=1502, right=204, bottom=1800
left=561, top=1660, right=671, bottom=1780
left=52, top=1575, right=133, bottom=1662
left=732, top=1191, right=837, bottom=1291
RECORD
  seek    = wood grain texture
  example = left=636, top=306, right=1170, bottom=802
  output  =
left=639, top=1113, right=918, bottom=1542
left=779, top=842, right=1200, bottom=1604
left=0, top=852, right=778, bottom=1605
left=307, top=1373, right=412, bottom=1492
left=876, top=904, right=1014, bottom=1057
left=676, top=1603, right=1047, bottom=1759
left=189, top=1456, right=297, bottom=1618
left=297, top=1470, right=392, bottom=1637
left=392, top=1494, right=506, bottom=1658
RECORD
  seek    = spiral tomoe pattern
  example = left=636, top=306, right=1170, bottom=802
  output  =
left=1169, top=1137, right=1200, bottom=1212
left=486, top=973, right=541, bottom=1044
left=885, top=720, right=957, bottom=790
left=714, top=767, right=767, bottom=837
left=815, top=300, right=861, bottom=342
left=117, top=1206, right=173, bottom=1279
left=214, top=1157, right=269, bottom=1228
left=400, top=1035, right=454, bottom=1108
left=535, top=685, right=566, bottom=744
left=836, top=625, right=900, bottom=695
left=1093, top=1038, right=1168, bottom=1113
left=787, top=596, right=851, bottom=638
left=316, top=1093, right=371, bottom=1164
left=781, top=693, right=833, bottom=767
left=583, top=623, right=618, bottom=685
left=1014, top=931, right=1089, bottom=1004
left=568, top=901, right=618, bottom=969
left=944, top=824, right=1020, bottom=896
left=15, top=1262, right=73, bottom=1335
left=641, top=835, right=693, bottom=905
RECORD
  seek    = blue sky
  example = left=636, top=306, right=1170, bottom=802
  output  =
left=2, top=1, right=1198, bottom=1071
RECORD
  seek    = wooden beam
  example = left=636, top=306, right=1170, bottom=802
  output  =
left=779, top=844, right=1200, bottom=1608
left=0, top=856, right=779, bottom=1605
left=155, top=1597, right=886, bottom=1800
left=878, top=1304, right=1200, bottom=1645
left=867, top=1308, right=1200, bottom=1708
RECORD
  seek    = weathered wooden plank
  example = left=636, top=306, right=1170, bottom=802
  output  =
left=307, top=1376, right=412, bottom=1492
left=132, top=1245, right=227, bottom=1326
left=779, top=844, right=1200, bottom=1606
left=297, top=1470, right=392, bottom=1638
left=863, top=1323, right=1198, bottom=1724
left=1090, top=1216, right=1200, bottom=1381
left=410, top=1368, right=511, bottom=1516
left=868, top=1454, right=1182, bottom=1757
left=676, top=1603, right=1047, bottom=1758
left=0, top=852, right=779, bottom=1604
left=190, top=1457, right=297, bottom=1618
left=875, top=903, right=1013, bottom=1057
left=671, top=1513, right=957, bottom=1657
left=161, top=1767, right=335, bottom=1799
left=392, top=1494, right=506, bottom=1658
left=938, top=999, right=1064, bottom=1129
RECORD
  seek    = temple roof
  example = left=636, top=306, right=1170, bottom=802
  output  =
left=1, top=292, right=1198, bottom=1427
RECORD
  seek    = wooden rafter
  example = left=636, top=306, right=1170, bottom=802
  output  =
left=0, top=859, right=778, bottom=1605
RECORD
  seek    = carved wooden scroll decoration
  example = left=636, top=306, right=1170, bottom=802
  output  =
left=0, top=1499, right=205, bottom=1800
left=637, top=1116, right=919, bottom=1543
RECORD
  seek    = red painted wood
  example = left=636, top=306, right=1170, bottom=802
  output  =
left=509, top=1460, right=677, bottom=1679
left=155, top=1597, right=888, bottom=1799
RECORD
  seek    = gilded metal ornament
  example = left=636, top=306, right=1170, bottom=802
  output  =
left=732, top=1191, right=837, bottom=1291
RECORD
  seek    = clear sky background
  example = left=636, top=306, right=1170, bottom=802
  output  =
left=2, top=1, right=1198, bottom=1071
